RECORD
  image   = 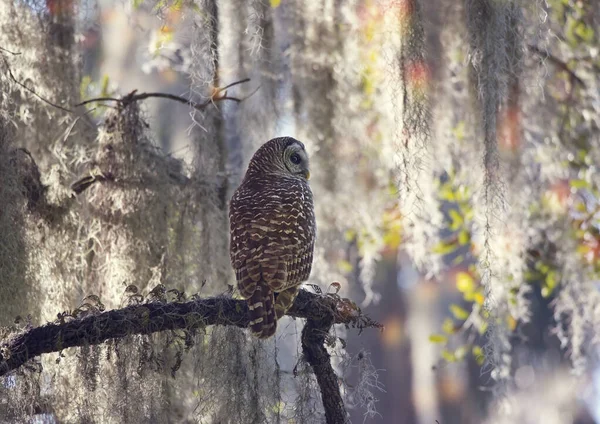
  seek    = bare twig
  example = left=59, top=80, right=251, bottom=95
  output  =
left=1, top=53, right=73, bottom=113
left=75, top=78, right=252, bottom=112
left=1, top=49, right=251, bottom=116
left=528, top=44, right=586, bottom=88
left=0, top=46, right=21, bottom=55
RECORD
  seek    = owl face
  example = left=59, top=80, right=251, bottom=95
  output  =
left=246, top=137, right=311, bottom=181
left=282, top=140, right=310, bottom=180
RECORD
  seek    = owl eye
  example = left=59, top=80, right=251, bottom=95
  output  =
left=290, top=153, right=302, bottom=165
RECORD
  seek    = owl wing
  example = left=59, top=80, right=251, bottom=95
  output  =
left=230, top=190, right=293, bottom=299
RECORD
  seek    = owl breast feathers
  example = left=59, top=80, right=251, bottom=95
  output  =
left=229, top=137, right=316, bottom=339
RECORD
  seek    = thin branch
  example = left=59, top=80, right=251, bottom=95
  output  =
left=75, top=96, right=120, bottom=106
left=0, top=46, right=21, bottom=55
left=217, top=77, right=251, bottom=93
left=1, top=54, right=73, bottom=113
left=75, top=78, right=252, bottom=112
left=528, top=44, right=586, bottom=88
left=1, top=49, right=251, bottom=115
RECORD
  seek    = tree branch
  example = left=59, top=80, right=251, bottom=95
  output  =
left=0, top=289, right=380, bottom=423
left=74, top=78, right=252, bottom=112
left=1, top=53, right=73, bottom=113
left=1, top=51, right=251, bottom=115
left=301, top=296, right=349, bottom=423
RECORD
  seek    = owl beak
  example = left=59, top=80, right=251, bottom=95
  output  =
left=305, top=170, right=311, bottom=180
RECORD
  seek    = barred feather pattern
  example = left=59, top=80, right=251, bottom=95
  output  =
left=229, top=137, right=316, bottom=339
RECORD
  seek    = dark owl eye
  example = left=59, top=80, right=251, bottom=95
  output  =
left=290, top=153, right=301, bottom=164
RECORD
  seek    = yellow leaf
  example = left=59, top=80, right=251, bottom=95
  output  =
left=438, top=186, right=456, bottom=202
left=441, top=349, right=456, bottom=362
left=448, top=209, right=463, bottom=231
left=452, top=121, right=466, bottom=142
left=337, top=260, right=353, bottom=273
left=442, top=318, right=456, bottom=334
left=507, top=315, right=517, bottom=331
left=456, top=272, right=475, bottom=293
left=449, top=304, right=469, bottom=320
left=474, top=292, right=485, bottom=305
left=458, top=230, right=470, bottom=245
left=432, top=241, right=456, bottom=255
left=270, top=0, right=281, bottom=7
left=472, top=346, right=485, bottom=365
left=271, top=401, right=285, bottom=414
left=429, top=334, right=447, bottom=344
left=383, top=230, right=402, bottom=249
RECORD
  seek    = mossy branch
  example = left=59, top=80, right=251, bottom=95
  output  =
left=0, top=289, right=380, bottom=423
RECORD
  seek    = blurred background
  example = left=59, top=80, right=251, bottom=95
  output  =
left=1, top=0, right=600, bottom=422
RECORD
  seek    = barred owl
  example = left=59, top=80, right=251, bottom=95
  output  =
left=229, top=137, right=316, bottom=339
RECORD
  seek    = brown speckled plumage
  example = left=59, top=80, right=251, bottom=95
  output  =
left=229, top=137, right=316, bottom=338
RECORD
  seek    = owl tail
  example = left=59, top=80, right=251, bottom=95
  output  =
left=247, top=285, right=277, bottom=339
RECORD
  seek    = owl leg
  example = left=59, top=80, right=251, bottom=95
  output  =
left=274, top=286, right=300, bottom=320
left=248, top=284, right=277, bottom=339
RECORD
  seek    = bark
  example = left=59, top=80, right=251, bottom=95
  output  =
left=302, top=302, right=348, bottom=424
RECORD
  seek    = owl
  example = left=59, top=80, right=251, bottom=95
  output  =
left=229, top=137, right=316, bottom=339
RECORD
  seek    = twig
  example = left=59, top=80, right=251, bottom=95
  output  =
left=528, top=44, right=586, bottom=88
left=239, top=84, right=262, bottom=102
left=1, top=53, right=73, bottom=113
left=0, top=46, right=21, bottom=55
left=75, top=78, right=252, bottom=112
left=1, top=48, right=251, bottom=115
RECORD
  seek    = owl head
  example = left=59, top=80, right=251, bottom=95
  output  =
left=246, top=137, right=310, bottom=180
